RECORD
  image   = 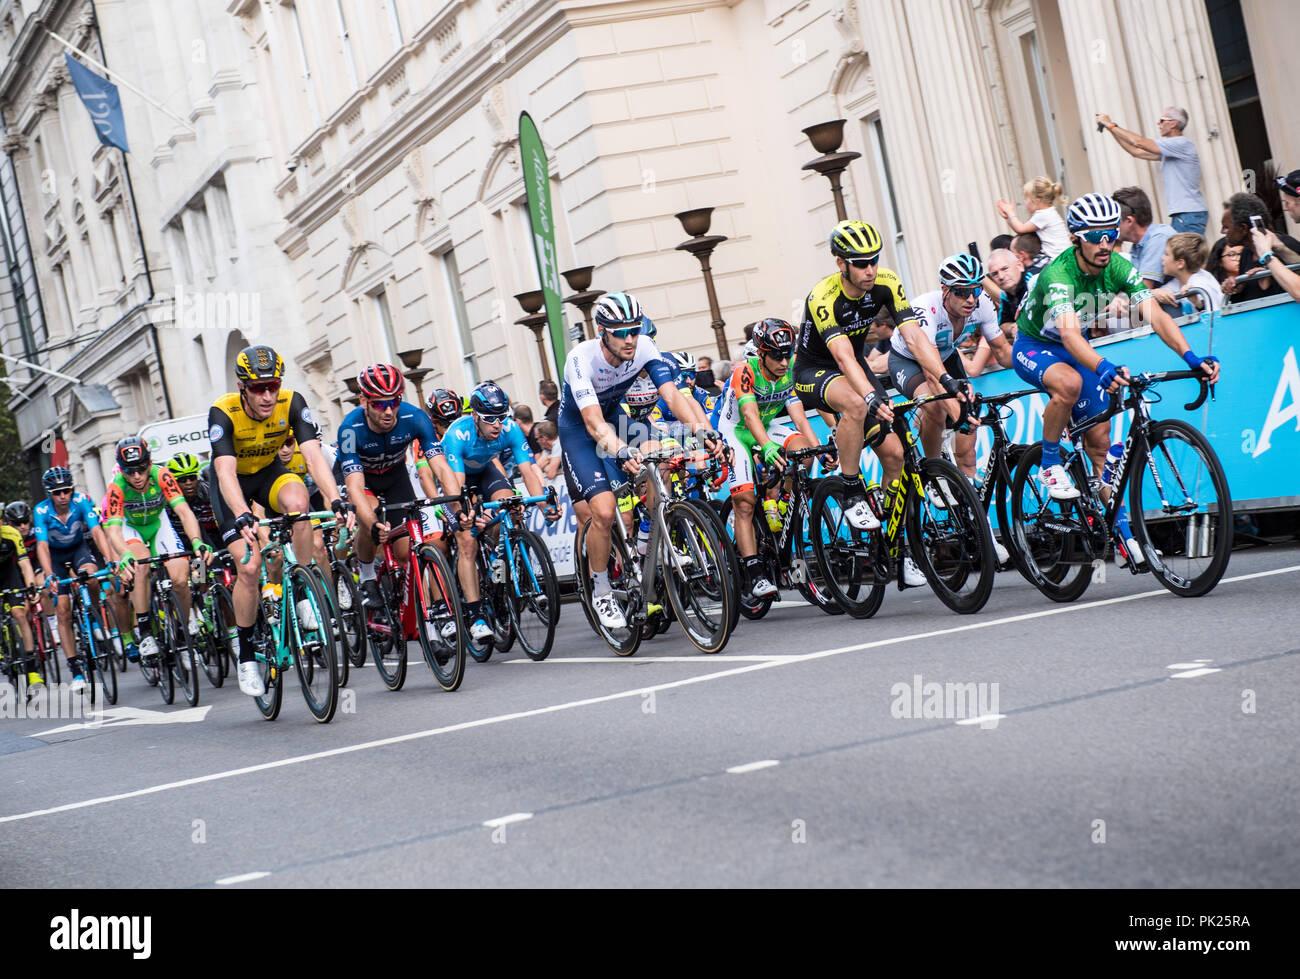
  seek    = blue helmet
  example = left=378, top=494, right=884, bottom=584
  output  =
left=639, top=315, right=657, bottom=339
left=42, top=466, right=74, bottom=493
left=469, top=380, right=510, bottom=419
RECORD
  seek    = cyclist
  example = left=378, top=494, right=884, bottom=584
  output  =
left=558, top=291, right=725, bottom=629
left=208, top=344, right=352, bottom=697
left=794, top=220, right=914, bottom=531
left=443, top=380, right=559, bottom=641
left=1, top=501, right=41, bottom=693
left=164, top=452, right=222, bottom=552
left=337, top=363, right=458, bottom=610
left=425, top=387, right=463, bottom=441
left=649, top=351, right=712, bottom=440
left=889, top=253, right=1014, bottom=478
left=33, top=467, right=118, bottom=689
left=103, top=437, right=213, bottom=666
left=714, top=318, right=820, bottom=600
left=1013, top=192, right=1220, bottom=556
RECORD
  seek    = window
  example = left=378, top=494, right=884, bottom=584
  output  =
left=289, top=3, right=321, bottom=125
left=867, top=115, right=912, bottom=291
left=371, top=288, right=400, bottom=362
left=440, top=249, right=478, bottom=386
left=386, top=0, right=403, bottom=47
left=1021, top=31, right=1065, bottom=187
left=105, top=210, right=127, bottom=286
left=334, top=0, right=360, bottom=90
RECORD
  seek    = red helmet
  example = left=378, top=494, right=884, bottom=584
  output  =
left=357, top=363, right=405, bottom=400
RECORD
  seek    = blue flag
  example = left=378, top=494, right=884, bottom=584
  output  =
left=63, top=53, right=129, bottom=153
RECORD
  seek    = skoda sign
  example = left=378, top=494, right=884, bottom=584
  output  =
left=139, top=413, right=211, bottom=458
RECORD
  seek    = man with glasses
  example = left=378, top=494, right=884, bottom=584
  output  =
left=442, top=380, right=559, bottom=642
left=208, top=344, right=352, bottom=697
left=714, top=318, right=820, bottom=601
left=165, top=452, right=222, bottom=552
left=103, top=437, right=213, bottom=667
left=33, top=466, right=118, bottom=690
left=794, top=220, right=913, bottom=531
left=337, top=363, right=457, bottom=610
left=1013, top=194, right=1221, bottom=545
left=558, top=291, right=725, bottom=630
left=1096, top=107, right=1208, bottom=235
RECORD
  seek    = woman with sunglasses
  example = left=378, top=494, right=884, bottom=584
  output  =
left=1012, top=193, right=1221, bottom=514
left=32, top=466, right=118, bottom=691
left=792, top=220, right=912, bottom=532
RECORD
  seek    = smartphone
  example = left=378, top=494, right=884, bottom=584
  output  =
left=967, top=241, right=981, bottom=262
left=1249, top=215, right=1264, bottom=231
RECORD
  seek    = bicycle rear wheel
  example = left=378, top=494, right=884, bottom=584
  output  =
left=1128, top=419, right=1233, bottom=597
left=149, top=597, right=176, bottom=705
left=367, top=569, right=408, bottom=690
left=574, top=518, right=642, bottom=657
left=212, top=583, right=237, bottom=683
left=197, top=594, right=226, bottom=688
left=907, top=458, right=996, bottom=615
left=253, top=613, right=282, bottom=721
left=414, top=543, right=466, bottom=690
left=506, top=530, right=560, bottom=661
left=661, top=501, right=733, bottom=654
left=1009, top=443, right=1094, bottom=603
left=287, top=565, right=339, bottom=722
left=332, top=561, right=367, bottom=669
left=718, top=497, right=775, bottom=621
left=683, top=498, right=743, bottom=633
left=161, top=590, right=199, bottom=707
left=808, top=477, right=886, bottom=619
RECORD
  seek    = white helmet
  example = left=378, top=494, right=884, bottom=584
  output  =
left=1066, top=193, right=1122, bottom=232
left=670, top=350, right=698, bottom=374
left=625, top=374, right=660, bottom=417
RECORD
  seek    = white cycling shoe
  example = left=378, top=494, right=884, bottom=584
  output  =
left=903, top=556, right=926, bottom=587
left=1038, top=464, right=1080, bottom=500
left=469, top=619, right=494, bottom=642
left=137, top=635, right=160, bottom=662
left=749, top=576, right=778, bottom=599
left=843, top=497, right=880, bottom=531
left=592, top=592, right=627, bottom=630
left=296, top=600, right=319, bottom=632
left=238, top=661, right=266, bottom=697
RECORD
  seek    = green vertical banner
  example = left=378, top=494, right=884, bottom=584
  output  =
left=519, top=112, right=567, bottom=379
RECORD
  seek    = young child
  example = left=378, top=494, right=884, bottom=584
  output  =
left=996, top=177, right=1069, bottom=258
left=1152, top=232, right=1222, bottom=313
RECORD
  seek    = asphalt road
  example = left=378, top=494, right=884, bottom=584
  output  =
left=4, top=544, right=1298, bottom=888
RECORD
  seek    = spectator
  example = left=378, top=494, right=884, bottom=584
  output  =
left=696, top=355, right=721, bottom=396
left=1113, top=185, right=1175, bottom=289
left=533, top=420, right=563, bottom=481
left=1205, top=237, right=1241, bottom=285
left=514, top=403, right=542, bottom=457
left=866, top=305, right=895, bottom=375
left=1012, top=231, right=1047, bottom=274
left=989, top=233, right=1013, bottom=253
left=1251, top=225, right=1300, bottom=303
left=1151, top=232, right=1222, bottom=314
left=1219, top=193, right=1281, bottom=303
left=1269, top=170, right=1300, bottom=249
left=986, top=248, right=1029, bottom=339
left=712, top=359, right=731, bottom=391
left=1095, top=106, right=1208, bottom=234
left=538, top=379, right=559, bottom=424
left=996, top=177, right=1070, bottom=258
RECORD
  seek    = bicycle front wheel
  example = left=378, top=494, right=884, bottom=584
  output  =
left=367, top=571, right=408, bottom=690
left=574, top=518, right=642, bottom=657
left=718, top=497, right=775, bottom=621
left=506, top=530, right=560, bottom=661
left=287, top=565, right=339, bottom=723
left=306, top=565, right=348, bottom=689
left=907, top=458, right=997, bottom=615
left=331, top=561, right=367, bottom=669
left=414, top=543, right=466, bottom=691
left=161, top=590, right=199, bottom=707
left=808, top=477, right=885, bottom=619
left=1009, top=443, right=1094, bottom=603
left=661, top=501, right=733, bottom=654
left=1128, top=419, right=1233, bottom=597
left=682, top=498, right=743, bottom=633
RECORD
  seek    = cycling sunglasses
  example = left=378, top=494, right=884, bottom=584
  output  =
left=474, top=411, right=506, bottom=425
left=846, top=256, right=880, bottom=269
left=245, top=380, right=281, bottom=395
left=949, top=285, right=983, bottom=299
left=123, top=465, right=150, bottom=476
left=605, top=324, right=641, bottom=339
left=763, top=345, right=793, bottom=360
left=1077, top=228, right=1120, bottom=244
left=368, top=398, right=401, bottom=411
left=50, top=488, right=74, bottom=496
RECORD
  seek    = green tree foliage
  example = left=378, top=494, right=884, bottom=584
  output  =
left=0, top=361, right=32, bottom=503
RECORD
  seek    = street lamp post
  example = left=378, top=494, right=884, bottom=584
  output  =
left=801, top=119, right=861, bottom=222
left=674, top=207, right=729, bottom=359
left=396, top=348, right=432, bottom=407
left=561, top=266, right=604, bottom=340
left=513, top=290, right=553, bottom=383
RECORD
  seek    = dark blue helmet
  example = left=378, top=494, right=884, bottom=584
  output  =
left=469, top=380, right=511, bottom=420
left=42, top=466, right=74, bottom=493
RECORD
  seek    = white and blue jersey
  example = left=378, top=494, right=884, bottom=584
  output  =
left=33, top=493, right=100, bottom=559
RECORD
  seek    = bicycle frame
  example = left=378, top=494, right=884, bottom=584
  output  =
left=376, top=494, right=463, bottom=640
left=754, top=443, right=833, bottom=585
left=474, top=491, right=554, bottom=599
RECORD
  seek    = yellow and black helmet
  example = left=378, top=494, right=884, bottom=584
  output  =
left=829, top=220, right=883, bottom=261
left=234, top=344, right=285, bottom=384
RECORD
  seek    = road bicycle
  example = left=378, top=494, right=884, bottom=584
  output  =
left=55, top=566, right=123, bottom=705
left=810, top=390, right=997, bottom=617
left=190, top=552, right=237, bottom=689
left=366, top=494, right=467, bottom=691
left=241, top=511, right=341, bottom=722
left=129, top=554, right=200, bottom=707
left=1009, top=370, right=1231, bottom=601
left=472, top=491, right=560, bottom=661
left=576, top=444, right=735, bottom=656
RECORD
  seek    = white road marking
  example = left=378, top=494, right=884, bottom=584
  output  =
left=215, top=871, right=270, bottom=885
left=506, top=655, right=800, bottom=664
left=32, top=705, right=212, bottom=738
left=3, top=563, right=1297, bottom=824
left=483, top=812, right=533, bottom=828
left=726, top=760, right=779, bottom=774
left=1169, top=667, right=1222, bottom=679
left=955, top=714, right=1007, bottom=726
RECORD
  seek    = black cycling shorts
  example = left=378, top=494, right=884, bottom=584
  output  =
left=793, top=354, right=887, bottom=414
left=209, top=459, right=306, bottom=545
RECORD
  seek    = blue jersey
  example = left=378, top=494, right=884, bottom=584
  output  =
left=654, top=383, right=709, bottom=425
left=33, top=494, right=100, bottom=553
left=337, top=402, right=442, bottom=479
left=560, top=336, right=677, bottom=422
left=442, top=415, right=534, bottom=475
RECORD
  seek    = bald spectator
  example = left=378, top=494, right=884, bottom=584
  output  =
left=534, top=421, right=562, bottom=481
left=986, top=248, right=1030, bottom=339
left=1096, top=106, right=1208, bottom=234
left=1113, top=185, right=1175, bottom=289
left=538, top=379, right=559, bottom=424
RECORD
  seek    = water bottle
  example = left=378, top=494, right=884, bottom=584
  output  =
left=762, top=498, right=783, bottom=532
left=1101, top=443, right=1123, bottom=490
left=262, top=582, right=282, bottom=625
left=636, top=516, right=651, bottom=557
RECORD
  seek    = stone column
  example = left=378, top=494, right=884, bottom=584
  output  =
left=1239, top=0, right=1300, bottom=224
left=1056, top=0, right=1151, bottom=197
left=1115, top=0, right=1243, bottom=219
left=903, top=0, right=1013, bottom=259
